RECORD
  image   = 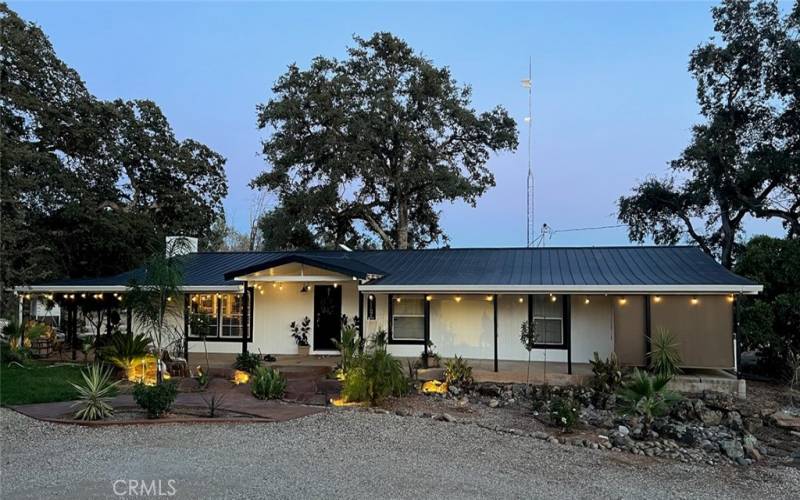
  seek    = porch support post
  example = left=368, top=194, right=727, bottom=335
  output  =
left=358, top=291, right=364, bottom=343
left=493, top=294, right=498, bottom=373
left=126, top=305, right=132, bottom=336
left=644, top=295, right=652, bottom=368
left=734, top=294, right=741, bottom=379
left=70, top=304, right=78, bottom=361
left=563, top=295, right=572, bottom=375
left=183, top=294, right=189, bottom=359
left=241, top=288, right=249, bottom=355
left=423, top=296, right=430, bottom=365
left=105, top=303, right=113, bottom=336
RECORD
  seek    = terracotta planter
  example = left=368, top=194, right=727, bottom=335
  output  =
left=297, top=345, right=310, bottom=356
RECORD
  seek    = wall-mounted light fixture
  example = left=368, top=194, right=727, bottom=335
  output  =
left=396, top=297, right=402, bottom=303
left=618, top=297, right=627, bottom=306
left=584, top=296, right=590, bottom=305
left=690, top=296, right=699, bottom=305
left=653, top=295, right=662, bottom=304
left=426, top=295, right=433, bottom=302
left=454, top=296, right=462, bottom=303
left=726, top=294, right=735, bottom=303
left=486, top=295, right=493, bottom=302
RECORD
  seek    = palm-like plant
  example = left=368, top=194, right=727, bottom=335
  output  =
left=70, top=363, right=120, bottom=421
left=102, top=332, right=152, bottom=372
left=648, top=327, right=682, bottom=377
left=617, top=369, right=680, bottom=429
left=125, top=237, right=188, bottom=384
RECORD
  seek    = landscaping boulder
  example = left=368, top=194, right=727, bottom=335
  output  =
left=770, top=411, right=800, bottom=430
left=719, top=439, right=744, bottom=460
left=722, top=411, right=743, bottom=431
left=700, top=410, right=723, bottom=426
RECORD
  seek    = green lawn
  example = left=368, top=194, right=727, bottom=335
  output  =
left=0, top=363, right=87, bottom=406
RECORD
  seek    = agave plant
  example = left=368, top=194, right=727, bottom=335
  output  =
left=648, top=328, right=682, bottom=377
left=617, top=369, right=680, bottom=430
left=70, top=363, right=120, bottom=421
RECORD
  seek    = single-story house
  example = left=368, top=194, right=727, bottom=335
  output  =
left=15, top=242, right=761, bottom=375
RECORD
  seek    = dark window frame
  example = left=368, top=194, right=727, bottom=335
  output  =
left=528, top=294, right=569, bottom=350
left=186, top=292, right=252, bottom=342
left=387, top=293, right=427, bottom=345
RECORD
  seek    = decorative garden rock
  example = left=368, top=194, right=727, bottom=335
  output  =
left=719, top=439, right=744, bottom=459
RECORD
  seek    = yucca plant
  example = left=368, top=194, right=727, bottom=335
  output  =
left=70, top=363, right=120, bottom=421
left=251, top=366, right=287, bottom=400
left=617, top=369, right=680, bottom=430
left=648, top=327, right=682, bottom=377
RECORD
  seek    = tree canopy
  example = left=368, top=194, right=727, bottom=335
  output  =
left=735, top=235, right=800, bottom=378
left=252, top=32, right=518, bottom=250
left=0, top=4, right=228, bottom=312
left=618, top=0, right=800, bottom=268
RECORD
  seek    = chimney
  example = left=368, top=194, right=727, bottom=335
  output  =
left=166, top=236, right=198, bottom=258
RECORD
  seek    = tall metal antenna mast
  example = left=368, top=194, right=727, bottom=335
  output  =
left=521, top=58, right=534, bottom=247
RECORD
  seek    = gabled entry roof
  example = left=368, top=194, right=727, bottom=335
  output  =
left=223, top=252, right=386, bottom=281
left=18, top=246, right=762, bottom=294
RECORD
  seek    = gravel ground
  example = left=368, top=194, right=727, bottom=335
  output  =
left=2, top=407, right=799, bottom=500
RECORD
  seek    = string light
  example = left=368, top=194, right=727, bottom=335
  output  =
left=518, top=297, right=524, bottom=303
left=726, top=294, right=735, bottom=303
left=550, top=295, right=557, bottom=303
left=333, top=283, right=338, bottom=289
left=425, top=295, right=433, bottom=301
left=396, top=297, right=402, bottom=303
left=486, top=295, right=493, bottom=302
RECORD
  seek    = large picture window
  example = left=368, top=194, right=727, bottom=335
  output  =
left=189, top=294, right=218, bottom=338
left=220, top=294, right=243, bottom=338
left=189, top=293, right=244, bottom=339
left=531, top=295, right=563, bottom=345
left=391, top=295, right=425, bottom=342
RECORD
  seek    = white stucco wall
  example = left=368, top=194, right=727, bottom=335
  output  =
left=570, top=295, right=614, bottom=364
left=430, top=295, right=494, bottom=359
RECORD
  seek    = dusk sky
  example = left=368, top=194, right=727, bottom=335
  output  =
left=14, top=1, right=785, bottom=247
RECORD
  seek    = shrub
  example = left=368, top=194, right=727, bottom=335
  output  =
left=251, top=366, right=287, bottom=400
left=648, top=328, right=682, bottom=377
left=69, top=363, right=120, bottom=421
left=132, top=381, right=178, bottom=418
left=341, top=334, right=408, bottom=405
left=589, top=352, right=625, bottom=393
left=617, top=369, right=680, bottom=429
left=102, top=332, right=152, bottom=372
left=444, top=356, right=473, bottom=386
left=0, top=341, right=29, bottom=365
left=234, top=352, right=262, bottom=374
left=550, top=396, right=580, bottom=432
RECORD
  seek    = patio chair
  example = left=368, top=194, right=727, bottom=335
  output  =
left=161, top=349, right=188, bottom=377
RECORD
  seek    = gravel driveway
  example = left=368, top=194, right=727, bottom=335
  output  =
left=2, top=407, right=799, bottom=499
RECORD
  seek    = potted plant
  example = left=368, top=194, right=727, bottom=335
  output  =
left=290, top=316, right=311, bottom=356
left=417, top=340, right=440, bottom=369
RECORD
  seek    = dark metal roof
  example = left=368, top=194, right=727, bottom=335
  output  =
left=24, top=246, right=759, bottom=291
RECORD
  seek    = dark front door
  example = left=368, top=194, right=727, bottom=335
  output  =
left=313, top=285, right=342, bottom=351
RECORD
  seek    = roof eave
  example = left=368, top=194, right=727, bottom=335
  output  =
left=357, top=284, right=763, bottom=295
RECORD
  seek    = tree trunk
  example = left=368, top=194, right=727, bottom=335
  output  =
left=396, top=197, right=409, bottom=249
